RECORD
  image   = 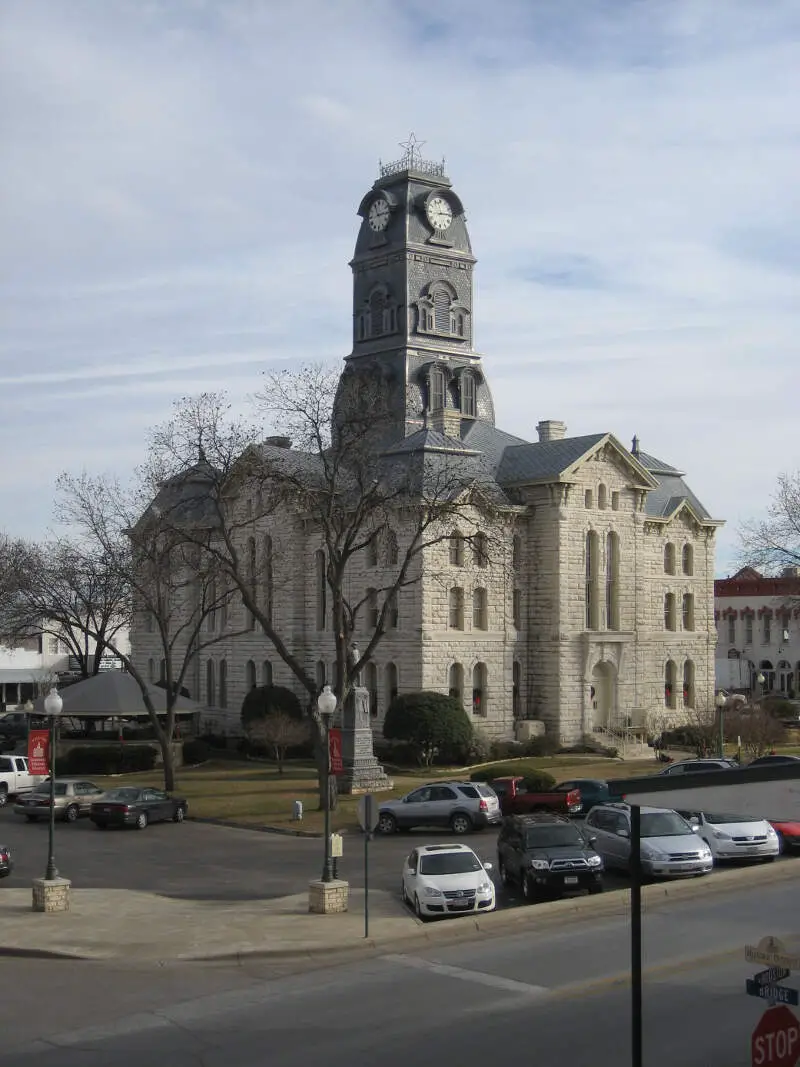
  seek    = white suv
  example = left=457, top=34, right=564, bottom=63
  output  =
left=401, top=843, right=496, bottom=919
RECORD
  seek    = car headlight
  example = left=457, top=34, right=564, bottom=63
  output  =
left=529, top=859, right=550, bottom=871
left=477, top=882, right=493, bottom=894
left=587, top=854, right=603, bottom=867
left=423, top=887, right=443, bottom=897
left=767, top=826, right=778, bottom=837
left=700, top=847, right=712, bottom=858
left=712, top=830, right=731, bottom=840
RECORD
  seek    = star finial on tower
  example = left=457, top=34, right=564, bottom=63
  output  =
left=399, top=132, right=426, bottom=168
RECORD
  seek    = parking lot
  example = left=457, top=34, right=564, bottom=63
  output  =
left=4, top=804, right=781, bottom=910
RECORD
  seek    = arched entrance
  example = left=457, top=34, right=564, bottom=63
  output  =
left=591, top=661, right=616, bottom=732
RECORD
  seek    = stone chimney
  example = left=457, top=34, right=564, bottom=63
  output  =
left=631, top=434, right=640, bottom=457
left=264, top=436, right=292, bottom=449
left=430, top=408, right=462, bottom=439
left=536, top=420, right=567, bottom=443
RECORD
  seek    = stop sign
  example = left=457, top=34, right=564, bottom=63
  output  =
left=752, top=1005, right=800, bottom=1067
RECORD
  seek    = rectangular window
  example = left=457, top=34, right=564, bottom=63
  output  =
left=682, top=593, right=695, bottom=631
left=513, top=589, right=522, bottom=630
left=727, top=616, right=736, bottom=644
left=763, top=616, right=771, bottom=644
left=449, top=588, right=464, bottom=630
left=47, top=637, right=59, bottom=655
left=388, top=593, right=399, bottom=630
left=473, top=588, right=488, bottom=630
left=367, top=588, right=378, bottom=629
left=664, top=593, right=676, bottom=631
left=461, top=374, right=476, bottom=417
left=745, top=614, right=753, bottom=644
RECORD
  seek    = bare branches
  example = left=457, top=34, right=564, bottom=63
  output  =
left=740, top=472, right=800, bottom=574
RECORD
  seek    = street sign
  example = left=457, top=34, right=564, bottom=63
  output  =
left=755, top=969, right=792, bottom=987
left=752, top=1005, right=800, bottom=1067
left=357, top=794, right=379, bottom=833
left=328, top=728, right=343, bottom=774
left=747, top=980, right=800, bottom=1007
left=746, top=938, right=800, bottom=971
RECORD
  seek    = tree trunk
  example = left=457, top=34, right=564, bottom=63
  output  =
left=153, top=719, right=176, bottom=791
left=313, top=719, right=338, bottom=812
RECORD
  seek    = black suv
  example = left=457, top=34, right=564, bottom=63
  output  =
left=496, top=813, right=604, bottom=902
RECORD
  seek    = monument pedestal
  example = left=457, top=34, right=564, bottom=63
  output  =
left=337, top=687, right=393, bottom=795
left=32, top=877, right=71, bottom=913
left=308, top=879, right=349, bottom=914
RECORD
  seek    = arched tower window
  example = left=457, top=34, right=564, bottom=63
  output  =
left=370, top=289, right=386, bottom=337
left=461, top=372, right=477, bottom=417
left=430, top=368, right=446, bottom=412
left=433, top=286, right=450, bottom=332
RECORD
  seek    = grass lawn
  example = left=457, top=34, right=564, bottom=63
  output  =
left=91, top=753, right=665, bottom=834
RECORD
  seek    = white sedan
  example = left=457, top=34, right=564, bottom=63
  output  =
left=678, top=809, right=780, bottom=863
left=401, top=843, right=496, bottom=919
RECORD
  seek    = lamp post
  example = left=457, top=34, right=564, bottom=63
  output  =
left=317, top=685, right=337, bottom=883
left=715, top=692, right=726, bottom=759
left=43, top=688, right=63, bottom=881
left=757, top=671, right=766, bottom=701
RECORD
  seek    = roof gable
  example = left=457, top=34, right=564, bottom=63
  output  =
left=496, top=432, right=656, bottom=488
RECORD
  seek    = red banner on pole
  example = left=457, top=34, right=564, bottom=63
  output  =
left=328, top=728, right=343, bottom=774
left=27, top=730, right=50, bottom=775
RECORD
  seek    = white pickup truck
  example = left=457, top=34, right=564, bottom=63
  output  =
left=0, top=755, right=46, bottom=805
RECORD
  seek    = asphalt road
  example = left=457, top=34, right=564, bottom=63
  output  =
left=5, top=874, right=795, bottom=1066
left=0, top=804, right=787, bottom=905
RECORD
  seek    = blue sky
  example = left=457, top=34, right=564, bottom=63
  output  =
left=2, top=0, right=799, bottom=572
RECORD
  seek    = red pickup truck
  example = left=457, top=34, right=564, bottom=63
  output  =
left=489, top=776, right=582, bottom=817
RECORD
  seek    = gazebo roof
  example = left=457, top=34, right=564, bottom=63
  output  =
left=34, top=672, right=201, bottom=717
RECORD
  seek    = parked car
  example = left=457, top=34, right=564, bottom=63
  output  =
left=553, top=778, right=613, bottom=814
left=377, top=782, right=501, bottom=836
left=489, top=776, right=582, bottom=817
left=496, top=813, right=604, bottom=901
left=653, top=758, right=738, bottom=777
left=769, top=820, right=800, bottom=852
left=584, top=803, right=713, bottom=879
left=89, top=787, right=188, bottom=830
left=675, top=809, right=779, bottom=863
left=0, top=755, right=47, bottom=806
left=401, top=843, right=495, bottom=919
left=747, top=755, right=800, bottom=768
left=0, top=845, right=12, bottom=879
left=13, top=778, right=106, bottom=823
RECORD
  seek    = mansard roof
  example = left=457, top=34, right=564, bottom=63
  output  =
left=381, top=427, right=482, bottom=457
left=495, top=433, right=608, bottom=486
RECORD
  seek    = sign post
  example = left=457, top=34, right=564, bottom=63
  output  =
left=357, top=794, right=379, bottom=939
left=751, top=1004, right=800, bottom=1066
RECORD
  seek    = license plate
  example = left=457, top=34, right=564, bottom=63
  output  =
left=564, top=875, right=579, bottom=885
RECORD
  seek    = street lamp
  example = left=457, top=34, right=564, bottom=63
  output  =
left=317, top=684, right=337, bottom=883
left=42, top=688, right=63, bottom=881
left=757, top=671, right=766, bottom=700
left=715, top=692, right=726, bottom=758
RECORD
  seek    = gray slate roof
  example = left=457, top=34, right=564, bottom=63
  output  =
left=31, top=672, right=201, bottom=718
left=496, top=434, right=607, bottom=486
left=382, top=428, right=482, bottom=456
left=636, top=451, right=684, bottom=477
left=643, top=473, right=711, bottom=520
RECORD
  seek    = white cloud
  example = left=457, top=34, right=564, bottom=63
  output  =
left=1, top=0, right=799, bottom=568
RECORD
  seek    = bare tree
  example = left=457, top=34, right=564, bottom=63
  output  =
left=54, top=469, right=247, bottom=791
left=142, top=368, right=508, bottom=808
left=740, top=472, right=800, bottom=574
left=246, top=712, right=310, bottom=775
left=726, top=705, right=785, bottom=758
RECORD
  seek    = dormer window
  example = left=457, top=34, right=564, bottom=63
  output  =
left=416, top=281, right=470, bottom=340
left=430, top=368, right=446, bottom=411
left=460, top=372, right=477, bottom=418
left=357, top=286, right=398, bottom=342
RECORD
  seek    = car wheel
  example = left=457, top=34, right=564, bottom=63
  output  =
left=776, top=831, right=785, bottom=854
left=135, top=812, right=148, bottom=831
left=64, top=805, right=79, bottom=823
left=450, top=812, right=473, bottom=835
left=24, top=814, right=38, bottom=823
left=401, top=881, right=409, bottom=905
left=522, top=875, right=537, bottom=903
left=588, top=883, right=604, bottom=895
left=414, top=894, right=428, bottom=922
left=0, top=787, right=7, bottom=807
left=377, top=812, right=397, bottom=835
left=173, top=805, right=185, bottom=823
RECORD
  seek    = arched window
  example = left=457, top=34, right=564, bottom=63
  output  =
left=513, top=588, right=522, bottom=629
left=665, top=660, right=677, bottom=709
left=611, top=491, right=620, bottom=511
left=218, top=659, right=227, bottom=709
left=449, top=531, right=464, bottom=566
left=433, top=286, right=451, bottom=332
left=585, top=531, right=600, bottom=630
left=384, top=528, right=399, bottom=566
left=513, top=661, right=521, bottom=719
left=315, top=660, right=326, bottom=691
left=682, top=593, right=695, bottom=631
left=461, top=372, right=476, bottom=416
left=366, top=588, right=378, bottom=629
left=448, top=663, right=464, bottom=703
left=430, top=368, right=446, bottom=412
left=369, top=289, right=387, bottom=337
left=778, top=660, right=793, bottom=693
left=598, top=484, right=608, bottom=510
left=472, top=663, right=487, bottom=716
left=451, top=310, right=465, bottom=337
left=247, top=536, right=257, bottom=630
left=315, top=550, right=326, bottom=630
left=263, top=660, right=273, bottom=687
left=664, top=543, right=676, bottom=574
left=206, top=575, right=217, bottom=632
left=682, top=544, right=694, bottom=576
left=473, top=587, right=488, bottom=630
left=148, top=658, right=155, bottom=683
left=512, top=535, right=522, bottom=567
left=219, top=572, right=228, bottom=630
left=365, top=662, right=378, bottom=717
left=367, top=536, right=378, bottom=568
left=449, top=587, right=464, bottom=630
left=585, top=489, right=593, bottom=509
left=473, top=531, right=488, bottom=568
left=246, top=660, right=257, bottom=690
left=206, top=659, right=215, bottom=706
left=159, top=658, right=166, bottom=683
left=606, top=532, right=620, bottom=630
left=385, top=663, right=398, bottom=708
left=683, top=660, right=695, bottom=708
left=263, top=535, right=273, bottom=624
left=744, top=611, right=754, bottom=644
left=664, top=593, right=677, bottom=631
left=388, top=592, right=399, bottom=630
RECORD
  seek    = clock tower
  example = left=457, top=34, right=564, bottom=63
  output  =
left=334, top=136, right=495, bottom=447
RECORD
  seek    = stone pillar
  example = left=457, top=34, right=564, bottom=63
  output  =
left=308, top=878, right=350, bottom=914
left=337, top=687, right=393, bottom=795
left=32, top=877, right=71, bottom=913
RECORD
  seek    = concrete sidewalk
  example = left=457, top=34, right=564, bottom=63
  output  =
left=1, top=860, right=796, bottom=964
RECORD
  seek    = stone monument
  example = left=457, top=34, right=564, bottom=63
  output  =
left=337, top=648, right=393, bottom=794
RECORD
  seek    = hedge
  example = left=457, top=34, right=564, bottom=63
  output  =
left=470, top=761, right=556, bottom=790
left=62, top=745, right=158, bottom=776
left=182, top=738, right=211, bottom=765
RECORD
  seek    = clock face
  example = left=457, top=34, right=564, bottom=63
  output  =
left=368, top=198, right=390, bottom=232
left=426, top=196, right=453, bottom=231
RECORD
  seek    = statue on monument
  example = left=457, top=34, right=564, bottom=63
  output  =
left=349, top=644, right=362, bottom=688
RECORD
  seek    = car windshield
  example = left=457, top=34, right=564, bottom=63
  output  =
left=525, top=826, right=585, bottom=848
left=104, top=788, right=141, bottom=802
left=705, top=813, right=757, bottom=825
left=641, top=812, right=693, bottom=837
left=33, top=783, right=67, bottom=797
left=419, top=853, right=482, bottom=875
